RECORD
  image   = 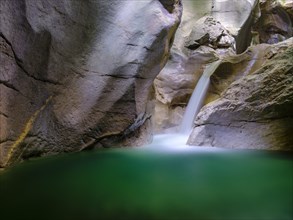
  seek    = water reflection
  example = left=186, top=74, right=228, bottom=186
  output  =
left=0, top=137, right=292, bottom=220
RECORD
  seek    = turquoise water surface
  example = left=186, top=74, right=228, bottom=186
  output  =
left=0, top=138, right=292, bottom=220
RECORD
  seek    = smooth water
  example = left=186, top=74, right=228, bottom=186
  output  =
left=180, top=60, right=222, bottom=134
left=0, top=134, right=292, bottom=220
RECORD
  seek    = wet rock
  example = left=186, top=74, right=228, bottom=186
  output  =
left=152, top=14, right=233, bottom=133
left=152, top=45, right=219, bottom=133
left=207, top=42, right=280, bottom=103
left=152, top=0, right=261, bottom=133
left=188, top=38, right=293, bottom=150
left=0, top=0, right=182, bottom=167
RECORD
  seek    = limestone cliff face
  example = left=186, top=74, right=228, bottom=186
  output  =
left=188, top=39, right=293, bottom=150
left=152, top=0, right=293, bottom=139
left=0, top=0, right=182, bottom=167
left=152, top=0, right=259, bottom=133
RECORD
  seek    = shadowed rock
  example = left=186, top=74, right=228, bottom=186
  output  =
left=253, top=0, right=292, bottom=44
left=0, top=0, right=182, bottom=167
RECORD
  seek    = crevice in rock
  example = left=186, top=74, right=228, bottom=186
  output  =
left=129, top=61, right=144, bottom=65
left=196, top=116, right=293, bottom=128
left=0, top=112, right=9, bottom=118
left=0, top=80, right=21, bottom=93
left=69, top=68, right=86, bottom=78
left=95, top=110, right=132, bottom=115
left=52, top=5, right=66, bottom=16
left=159, top=0, right=179, bottom=13
left=126, top=43, right=138, bottom=47
left=100, top=74, right=147, bottom=80
left=0, top=80, right=32, bottom=100
left=0, top=139, right=15, bottom=145
left=123, top=112, right=151, bottom=137
left=195, top=122, right=242, bottom=128
left=235, top=116, right=293, bottom=123
left=0, top=33, right=62, bottom=86
left=143, top=46, right=154, bottom=52
left=81, top=112, right=151, bottom=151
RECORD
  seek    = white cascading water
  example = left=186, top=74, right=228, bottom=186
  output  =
left=179, top=60, right=222, bottom=134
left=144, top=60, right=222, bottom=151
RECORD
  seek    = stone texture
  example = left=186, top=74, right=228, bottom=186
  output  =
left=207, top=42, right=279, bottom=103
left=188, top=38, right=293, bottom=150
left=152, top=0, right=292, bottom=134
left=182, top=0, right=259, bottom=53
left=281, top=1, right=293, bottom=21
left=253, top=0, right=292, bottom=44
left=152, top=15, right=235, bottom=133
left=154, top=46, right=219, bottom=106
left=0, top=0, right=182, bottom=167
left=152, top=0, right=263, bottom=133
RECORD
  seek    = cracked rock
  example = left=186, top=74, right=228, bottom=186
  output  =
left=187, top=39, right=293, bottom=150
left=0, top=0, right=182, bottom=167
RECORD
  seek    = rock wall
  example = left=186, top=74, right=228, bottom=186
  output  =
left=253, top=0, right=292, bottom=44
left=0, top=0, right=182, bottom=167
left=152, top=16, right=231, bottom=133
left=178, top=0, right=259, bottom=53
left=152, top=0, right=293, bottom=140
left=188, top=39, right=293, bottom=150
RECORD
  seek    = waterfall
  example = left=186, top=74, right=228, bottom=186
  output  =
left=179, top=60, right=221, bottom=134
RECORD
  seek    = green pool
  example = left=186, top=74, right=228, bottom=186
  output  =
left=0, top=136, right=292, bottom=220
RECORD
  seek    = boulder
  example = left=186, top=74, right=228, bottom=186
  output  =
left=184, top=0, right=260, bottom=53
left=0, top=0, right=182, bottom=167
left=185, top=16, right=235, bottom=50
left=188, top=38, right=293, bottom=150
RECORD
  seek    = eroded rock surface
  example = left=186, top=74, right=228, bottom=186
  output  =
left=152, top=13, right=236, bottom=133
left=0, top=0, right=182, bottom=167
left=152, top=0, right=292, bottom=135
left=183, top=0, right=260, bottom=53
left=188, top=39, right=293, bottom=150
left=253, top=0, right=292, bottom=44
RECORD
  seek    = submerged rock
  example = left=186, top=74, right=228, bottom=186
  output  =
left=188, top=38, right=293, bottom=150
left=0, top=0, right=182, bottom=167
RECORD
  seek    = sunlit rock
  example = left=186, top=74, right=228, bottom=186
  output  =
left=207, top=42, right=280, bottom=103
left=0, top=0, right=182, bottom=167
left=182, top=0, right=260, bottom=53
left=152, top=0, right=293, bottom=134
left=152, top=16, right=234, bottom=133
left=188, top=38, right=293, bottom=150
left=152, top=0, right=263, bottom=133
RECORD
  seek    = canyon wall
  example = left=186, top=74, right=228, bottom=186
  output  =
left=0, top=0, right=182, bottom=167
left=152, top=0, right=260, bottom=132
left=153, top=0, right=293, bottom=147
left=188, top=39, right=293, bottom=150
